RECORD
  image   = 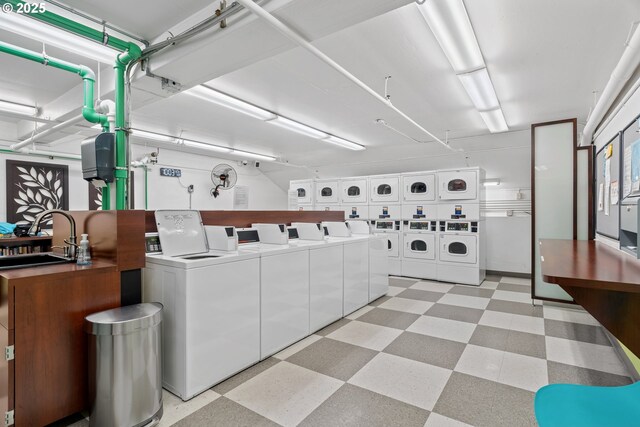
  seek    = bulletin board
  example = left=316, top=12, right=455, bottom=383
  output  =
left=595, top=133, right=621, bottom=239
left=621, top=114, right=640, bottom=202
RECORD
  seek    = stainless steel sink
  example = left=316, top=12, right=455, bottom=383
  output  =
left=0, top=253, right=74, bottom=270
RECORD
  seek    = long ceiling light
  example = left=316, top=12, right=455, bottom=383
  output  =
left=185, top=84, right=366, bottom=150
left=0, top=11, right=118, bottom=63
left=0, top=99, right=38, bottom=116
left=419, top=0, right=508, bottom=133
left=457, top=68, right=499, bottom=111
left=266, top=116, right=328, bottom=139
left=323, top=135, right=365, bottom=151
left=479, top=109, right=508, bottom=133
left=186, top=85, right=276, bottom=121
left=129, top=128, right=276, bottom=161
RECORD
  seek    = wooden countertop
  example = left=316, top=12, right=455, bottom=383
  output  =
left=540, top=239, right=640, bottom=294
left=0, top=260, right=116, bottom=280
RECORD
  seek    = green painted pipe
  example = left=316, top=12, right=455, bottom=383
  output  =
left=0, top=41, right=108, bottom=127
left=113, top=45, right=142, bottom=210
left=1, top=0, right=132, bottom=52
left=102, top=184, right=111, bottom=210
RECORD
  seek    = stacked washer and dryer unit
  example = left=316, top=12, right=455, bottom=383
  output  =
left=289, top=167, right=486, bottom=286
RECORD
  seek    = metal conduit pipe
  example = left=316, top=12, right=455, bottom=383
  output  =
left=234, top=0, right=454, bottom=151
left=10, top=114, right=84, bottom=150
left=581, top=23, right=640, bottom=146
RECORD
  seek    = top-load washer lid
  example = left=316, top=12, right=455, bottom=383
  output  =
left=155, top=210, right=208, bottom=257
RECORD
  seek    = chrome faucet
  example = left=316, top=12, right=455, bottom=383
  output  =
left=28, top=209, right=77, bottom=259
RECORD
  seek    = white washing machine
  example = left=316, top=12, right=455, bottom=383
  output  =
left=347, top=220, right=388, bottom=302
left=401, top=220, right=438, bottom=281
left=239, top=225, right=311, bottom=359
left=373, top=220, right=402, bottom=276
left=370, top=174, right=400, bottom=203
left=340, top=177, right=368, bottom=205
left=323, top=222, right=370, bottom=316
left=437, top=167, right=483, bottom=201
left=143, top=211, right=261, bottom=400
left=289, top=179, right=315, bottom=205
left=289, top=223, right=344, bottom=334
left=437, top=220, right=486, bottom=286
left=316, top=179, right=340, bottom=204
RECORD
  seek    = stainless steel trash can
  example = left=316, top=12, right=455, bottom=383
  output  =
left=85, top=303, right=163, bottom=427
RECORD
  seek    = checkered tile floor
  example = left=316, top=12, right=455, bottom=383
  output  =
left=64, top=275, right=635, bottom=427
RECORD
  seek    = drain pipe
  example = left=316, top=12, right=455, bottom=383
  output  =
left=234, top=0, right=454, bottom=151
left=581, top=23, right=640, bottom=146
left=11, top=114, right=85, bottom=150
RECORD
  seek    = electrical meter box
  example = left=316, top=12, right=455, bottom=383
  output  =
left=81, top=132, right=115, bottom=186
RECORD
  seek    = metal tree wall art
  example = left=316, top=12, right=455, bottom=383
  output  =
left=6, top=160, right=69, bottom=227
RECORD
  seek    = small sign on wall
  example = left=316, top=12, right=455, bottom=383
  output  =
left=233, top=185, right=249, bottom=210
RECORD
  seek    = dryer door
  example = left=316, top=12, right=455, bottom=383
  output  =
left=370, top=176, right=400, bottom=203
left=290, top=181, right=313, bottom=204
left=402, top=174, right=436, bottom=202
left=316, top=181, right=339, bottom=204
left=438, top=170, right=478, bottom=200
left=383, top=232, right=399, bottom=258
left=439, top=234, right=477, bottom=264
left=341, top=178, right=368, bottom=204
left=403, top=233, right=436, bottom=260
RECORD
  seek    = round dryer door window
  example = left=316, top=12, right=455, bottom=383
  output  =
left=410, top=240, right=427, bottom=251
left=448, top=179, right=467, bottom=192
left=410, top=182, right=427, bottom=193
left=449, top=242, right=467, bottom=255
left=377, top=184, right=392, bottom=195
left=347, top=186, right=360, bottom=196
left=387, top=239, right=392, bottom=250
left=321, top=187, right=333, bottom=197
left=297, top=188, right=306, bottom=197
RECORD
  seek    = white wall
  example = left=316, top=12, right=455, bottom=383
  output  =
left=129, top=145, right=287, bottom=211
left=0, top=144, right=288, bottom=223
left=0, top=151, right=88, bottom=222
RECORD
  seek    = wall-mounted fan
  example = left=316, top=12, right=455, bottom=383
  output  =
left=210, top=163, right=237, bottom=198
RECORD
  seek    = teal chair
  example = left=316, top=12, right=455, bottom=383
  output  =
left=534, top=381, right=640, bottom=427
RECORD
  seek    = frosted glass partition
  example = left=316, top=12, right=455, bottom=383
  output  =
left=577, top=146, right=593, bottom=241
left=532, top=120, right=576, bottom=302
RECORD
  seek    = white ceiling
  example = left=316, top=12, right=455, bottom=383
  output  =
left=59, top=0, right=214, bottom=41
left=1, top=0, right=639, bottom=183
left=130, top=0, right=640, bottom=169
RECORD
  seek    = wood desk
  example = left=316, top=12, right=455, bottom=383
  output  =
left=540, top=239, right=640, bottom=355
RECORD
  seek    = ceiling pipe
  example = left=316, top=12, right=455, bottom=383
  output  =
left=581, top=22, right=640, bottom=146
left=234, top=0, right=455, bottom=152
left=10, top=114, right=85, bottom=150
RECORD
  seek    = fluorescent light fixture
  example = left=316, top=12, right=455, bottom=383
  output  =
left=129, top=128, right=275, bottom=161
left=457, top=68, right=499, bottom=111
left=186, top=86, right=276, bottom=121
left=130, top=129, right=178, bottom=143
left=230, top=149, right=277, bottom=162
left=418, top=0, right=484, bottom=73
left=323, top=135, right=365, bottom=151
left=267, top=116, right=328, bottom=139
left=182, top=139, right=232, bottom=153
left=0, top=99, right=38, bottom=116
left=483, top=178, right=500, bottom=186
left=479, top=109, right=509, bottom=133
left=0, top=12, right=118, bottom=63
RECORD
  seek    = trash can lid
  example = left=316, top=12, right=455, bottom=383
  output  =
left=84, top=302, right=163, bottom=336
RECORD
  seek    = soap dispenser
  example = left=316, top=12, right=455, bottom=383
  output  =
left=77, top=233, right=92, bottom=266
